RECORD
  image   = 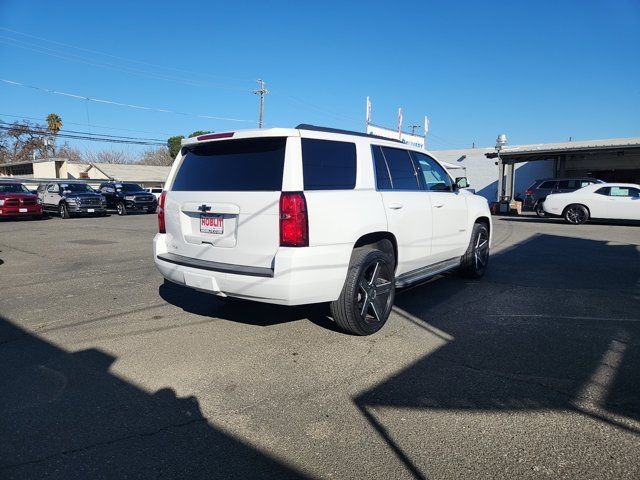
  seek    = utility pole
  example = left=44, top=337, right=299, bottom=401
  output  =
left=253, top=79, right=268, bottom=128
left=408, top=124, right=421, bottom=136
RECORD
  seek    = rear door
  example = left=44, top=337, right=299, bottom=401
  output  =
left=373, top=145, right=432, bottom=275
left=164, top=136, right=288, bottom=269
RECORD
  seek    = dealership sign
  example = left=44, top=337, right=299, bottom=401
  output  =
left=366, top=124, right=426, bottom=149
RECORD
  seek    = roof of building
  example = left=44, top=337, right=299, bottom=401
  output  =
left=88, top=163, right=171, bottom=183
left=485, top=137, right=640, bottom=159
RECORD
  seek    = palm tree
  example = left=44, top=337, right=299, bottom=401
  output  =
left=45, top=114, right=62, bottom=158
left=46, top=113, right=62, bottom=135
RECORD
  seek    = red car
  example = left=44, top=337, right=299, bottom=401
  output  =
left=0, top=182, right=43, bottom=219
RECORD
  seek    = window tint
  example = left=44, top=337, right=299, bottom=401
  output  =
left=580, top=180, right=594, bottom=187
left=539, top=181, right=557, bottom=189
left=595, top=187, right=610, bottom=196
left=172, top=137, right=286, bottom=191
left=378, top=146, right=420, bottom=190
left=411, top=152, right=453, bottom=192
left=301, top=138, right=356, bottom=190
left=558, top=180, right=580, bottom=189
left=372, top=146, right=392, bottom=190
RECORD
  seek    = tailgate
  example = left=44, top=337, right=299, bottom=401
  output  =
left=163, top=136, right=288, bottom=270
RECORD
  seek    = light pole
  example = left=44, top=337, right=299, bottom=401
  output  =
left=495, top=133, right=507, bottom=202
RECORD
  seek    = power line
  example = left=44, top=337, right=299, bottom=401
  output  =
left=0, top=112, right=174, bottom=137
left=0, top=29, right=254, bottom=92
left=0, top=78, right=254, bottom=123
left=0, top=27, right=253, bottom=84
left=0, top=123, right=166, bottom=146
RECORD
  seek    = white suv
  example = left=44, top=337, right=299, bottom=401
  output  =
left=154, top=125, right=491, bottom=335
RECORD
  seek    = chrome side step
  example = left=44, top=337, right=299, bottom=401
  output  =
left=395, top=258, right=461, bottom=288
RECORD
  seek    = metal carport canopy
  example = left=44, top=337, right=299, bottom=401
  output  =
left=485, top=137, right=640, bottom=163
left=484, top=137, right=640, bottom=201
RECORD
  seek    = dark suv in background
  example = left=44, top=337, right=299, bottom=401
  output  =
left=524, top=177, right=602, bottom=217
left=98, top=182, right=157, bottom=215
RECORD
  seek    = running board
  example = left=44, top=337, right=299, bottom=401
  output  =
left=395, top=258, right=461, bottom=288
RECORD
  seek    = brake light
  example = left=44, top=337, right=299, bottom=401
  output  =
left=158, top=191, right=166, bottom=234
left=525, top=189, right=533, bottom=196
left=279, top=192, right=308, bottom=247
left=196, top=132, right=234, bottom=141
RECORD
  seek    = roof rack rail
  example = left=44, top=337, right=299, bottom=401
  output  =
left=295, top=124, right=403, bottom=144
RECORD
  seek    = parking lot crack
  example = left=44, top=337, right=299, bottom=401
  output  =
left=0, top=417, right=208, bottom=472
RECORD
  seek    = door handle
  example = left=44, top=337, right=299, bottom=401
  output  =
left=433, top=202, right=444, bottom=208
left=388, top=203, right=404, bottom=210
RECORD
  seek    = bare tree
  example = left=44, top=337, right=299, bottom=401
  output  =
left=138, top=147, right=173, bottom=166
left=56, top=143, right=83, bottom=163
left=3, top=121, right=47, bottom=163
left=84, top=149, right=135, bottom=164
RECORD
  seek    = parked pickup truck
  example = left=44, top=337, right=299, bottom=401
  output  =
left=37, top=181, right=107, bottom=219
left=0, top=181, right=43, bottom=219
left=98, top=182, right=158, bottom=215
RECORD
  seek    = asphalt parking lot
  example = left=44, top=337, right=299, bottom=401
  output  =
left=0, top=213, right=638, bottom=479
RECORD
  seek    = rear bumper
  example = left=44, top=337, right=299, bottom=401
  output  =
left=153, top=234, right=351, bottom=306
left=0, top=205, right=42, bottom=217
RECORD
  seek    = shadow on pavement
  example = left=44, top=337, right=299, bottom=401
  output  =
left=0, top=316, right=308, bottom=480
left=159, top=280, right=338, bottom=331
left=355, top=233, right=640, bottom=479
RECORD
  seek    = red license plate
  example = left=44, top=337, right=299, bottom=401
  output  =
left=200, top=214, right=223, bottom=234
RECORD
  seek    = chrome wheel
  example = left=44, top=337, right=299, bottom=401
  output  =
left=474, top=230, right=489, bottom=272
left=356, top=260, right=393, bottom=324
left=565, top=205, right=588, bottom=224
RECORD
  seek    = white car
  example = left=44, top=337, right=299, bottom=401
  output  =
left=543, top=183, right=640, bottom=224
left=153, top=125, right=492, bottom=335
left=145, top=187, right=163, bottom=200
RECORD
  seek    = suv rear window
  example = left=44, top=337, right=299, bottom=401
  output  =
left=172, top=137, right=286, bottom=191
left=302, top=138, right=356, bottom=190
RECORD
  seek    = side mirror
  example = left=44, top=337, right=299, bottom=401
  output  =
left=455, top=177, right=469, bottom=189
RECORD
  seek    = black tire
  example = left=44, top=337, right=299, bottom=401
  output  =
left=330, top=245, right=395, bottom=336
left=116, top=201, right=127, bottom=216
left=459, top=222, right=490, bottom=279
left=534, top=201, right=547, bottom=217
left=59, top=202, right=70, bottom=219
left=563, top=204, right=589, bottom=225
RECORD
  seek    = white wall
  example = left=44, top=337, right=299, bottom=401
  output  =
left=431, top=147, right=554, bottom=201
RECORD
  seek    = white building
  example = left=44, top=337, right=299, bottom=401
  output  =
left=0, top=158, right=171, bottom=189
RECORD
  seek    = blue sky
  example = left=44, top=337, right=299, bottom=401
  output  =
left=1, top=0, right=639, bottom=153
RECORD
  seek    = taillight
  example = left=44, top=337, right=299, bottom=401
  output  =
left=279, top=192, right=308, bottom=247
left=525, top=189, right=533, bottom=196
left=158, top=191, right=166, bottom=234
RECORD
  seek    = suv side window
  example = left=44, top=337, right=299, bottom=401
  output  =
left=411, top=152, right=453, bottom=192
left=539, top=181, right=557, bottom=189
left=47, top=184, right=58, bottom=193
left=558, top=180, right=579, bottom=189
left=301, top=138, right=356, bottom=190
left=373, top=146, right=421, bottom=191
left=610, top=186, right=639, bottom=197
